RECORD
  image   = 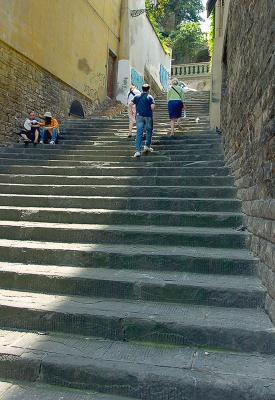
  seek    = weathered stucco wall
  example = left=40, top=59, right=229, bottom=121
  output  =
left=220, top=0, right=275, bottom=321
left=116, top=0, right=171, bottom=104
left=0, top=0, right=121, bottom=103
left=0, top=40, right=102, bottom=144
left=0, top=0, right=122, bottom=144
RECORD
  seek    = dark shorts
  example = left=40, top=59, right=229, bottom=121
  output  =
left=18, top=128, right=39, bottom=142
left=168, top=100, right=183, bottom=119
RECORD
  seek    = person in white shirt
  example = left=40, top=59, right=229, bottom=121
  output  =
left=19, top=111, right=40, bottom=145
left=127, top=84, right=141, bottom=138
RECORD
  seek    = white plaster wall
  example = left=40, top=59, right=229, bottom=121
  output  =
left=116, top=59, right=131, bottom=104
left=129, top=0, right=171, bottom=90
left=116, top=0, right=171, bottom=104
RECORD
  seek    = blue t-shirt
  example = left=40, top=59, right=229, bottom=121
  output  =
left=132, top=93, right=155, bottom=117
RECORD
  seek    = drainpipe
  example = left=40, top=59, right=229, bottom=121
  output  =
left=215, top=0, right=222, bottom=38
left=116, top=0, right=131, bottom=104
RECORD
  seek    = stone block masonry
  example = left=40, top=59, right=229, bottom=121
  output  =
left=0, top=40, right=99, bottom=146
left=221, top=0, right=275, bottom=321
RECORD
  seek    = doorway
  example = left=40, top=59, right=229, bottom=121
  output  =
left=107, top=50, right=117, bottom=98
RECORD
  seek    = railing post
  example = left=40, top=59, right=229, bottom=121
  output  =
left=170, top=62, right=210, bottom=79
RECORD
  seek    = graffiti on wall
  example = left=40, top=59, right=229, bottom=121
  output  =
left=131, top=68, right=144, bottom=91
left=159, top=64, right=169, bottom=90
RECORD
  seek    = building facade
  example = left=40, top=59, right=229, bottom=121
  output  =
left=0, top=0, right=171, bottom=144
left=117, top=0, right=171, bottom=104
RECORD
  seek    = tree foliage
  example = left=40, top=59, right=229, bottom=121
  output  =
left=145, top=0, right=207, bottom=62
left=208, top=9, right=215, bottom=64
left=158, top=0, right=204, bottom=29
left=170, top=22, right=208, bottom=63
left=145, top=0, right=170, bottom=54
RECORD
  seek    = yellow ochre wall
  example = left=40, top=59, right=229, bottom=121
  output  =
left=0, top=0, right=122, bottom=102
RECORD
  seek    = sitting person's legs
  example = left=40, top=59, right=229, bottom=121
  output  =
left=40, top=128, right=56, bottom=144
left=49, top=128, right=57, bottom=144
left=40, top=128, right=47, bottom=144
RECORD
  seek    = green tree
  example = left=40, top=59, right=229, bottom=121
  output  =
left=146, top=0, right=169, bottom=19
left=145, top=0, right=170, bottom=54
left=158, top=0, right=204, bottom=30
left=170, top=22, right=207, bottom=63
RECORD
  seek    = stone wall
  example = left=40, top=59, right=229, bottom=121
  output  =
left=0, top=41, right=100, bottom=146
left=221, top=0, right=275, bottom=321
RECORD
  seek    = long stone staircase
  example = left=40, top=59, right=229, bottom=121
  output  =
left=0, top=92, right=274, bottom=399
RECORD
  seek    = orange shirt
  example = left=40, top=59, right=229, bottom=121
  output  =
left=40, top=118, right=60, bottom=133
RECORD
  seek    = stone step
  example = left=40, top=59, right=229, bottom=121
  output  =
left=1, top=331, right=274, bottom=400
left=0, top=157, right=226, bottom=167
left=0, top=206, right=243, bottom=228
left=63, top=122, right=210, bottom=128
left=59, top=133, right=218, bottom=140
left=35, top=142, right=222, bottom=151
left=51, top=135, right=220, bottom=144
left=64, top=120, right=209, bottom=127
left=14, top=136, right=222, bottom=145
left=0, top=380, right=135, bottom=400
left=63, top=127, right=211, bottom=135
left=0, top=183, right=237, bottom=199
left=0, top=239, right=256, bottom=275
left=0, top=165, right=231, bottom=177
left=56, top=139, right=221, bottom=147
left=0, top=289, right=273, bottom=353
left=0, top=221, right=247, bottom=248
left=13, top=148, right=223, bottom=159
left=0, top=194, right=241, bottom=212
left=0, top=152, right=225, bottom=163
left=0, top=148, right=224, bottom=158
left=67, top=121, right=209, bottom=127
left=0, top=263, right=265, bottom=308
left=0, top=174, right=234, bottom=187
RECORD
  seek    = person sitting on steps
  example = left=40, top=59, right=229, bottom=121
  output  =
left=40, top=112, right=60, bottom=145
left=131, top=83, right=155, bottom=158
left=18, top=111, right=40, bottom=146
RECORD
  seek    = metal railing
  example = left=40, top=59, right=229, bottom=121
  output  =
left=171, top=62, right=211, bottom=77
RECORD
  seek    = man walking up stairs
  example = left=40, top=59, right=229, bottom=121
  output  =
left=0, top=91, right=273, bottom=399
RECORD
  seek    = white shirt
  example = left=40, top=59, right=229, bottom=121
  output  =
left=127, top=88, right=141, bottom=105
left=24, top=118, right=39, bottom=131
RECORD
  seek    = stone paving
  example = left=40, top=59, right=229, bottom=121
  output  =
left=0, top=92, right=274, bottom=399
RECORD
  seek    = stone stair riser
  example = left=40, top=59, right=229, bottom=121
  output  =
left=0, top=208, right=243, bottom=228
left=0, top=175, right=234, bottom=187
left=0, top=196, right=241, bottom=211
left=0, top=356, right=271, bottom=400
left=0, top=166, right=231, bottom=176
left=0, top=185, right=237, bottom=199
left=0, top=305, right=273, bottom=354
left=0, top=270, right=265, bottom=308
left=0, top=225, right=247, bottom=249
left=0, top=246, right=256, bottom=275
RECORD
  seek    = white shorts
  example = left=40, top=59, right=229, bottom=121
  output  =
left=128, top=104, right=136, bottom=123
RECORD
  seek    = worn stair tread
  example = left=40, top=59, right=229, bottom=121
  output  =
left=0, top=289, right=272, bottom=333
left=0, top=380, right=134, bottom=400
left=0, top=207, right=243, bottom=228
left=0, top=262, right=265, bottom=292
left=0, top=174, right=234, bottom=187
left=0, top=183, right=234, bottom=190
left=0, top=193, right=240, bottom=203
left=0, top=239, right=255, bottom=260
left=0, top=165, right=230, bottom=173
left=0, top=205, right=243, bottom=217
left=0, top=330, right=274, bottom=399
left=0, top=220, right=246, bottom=236
left=0, top=205, right=243, bottom=223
